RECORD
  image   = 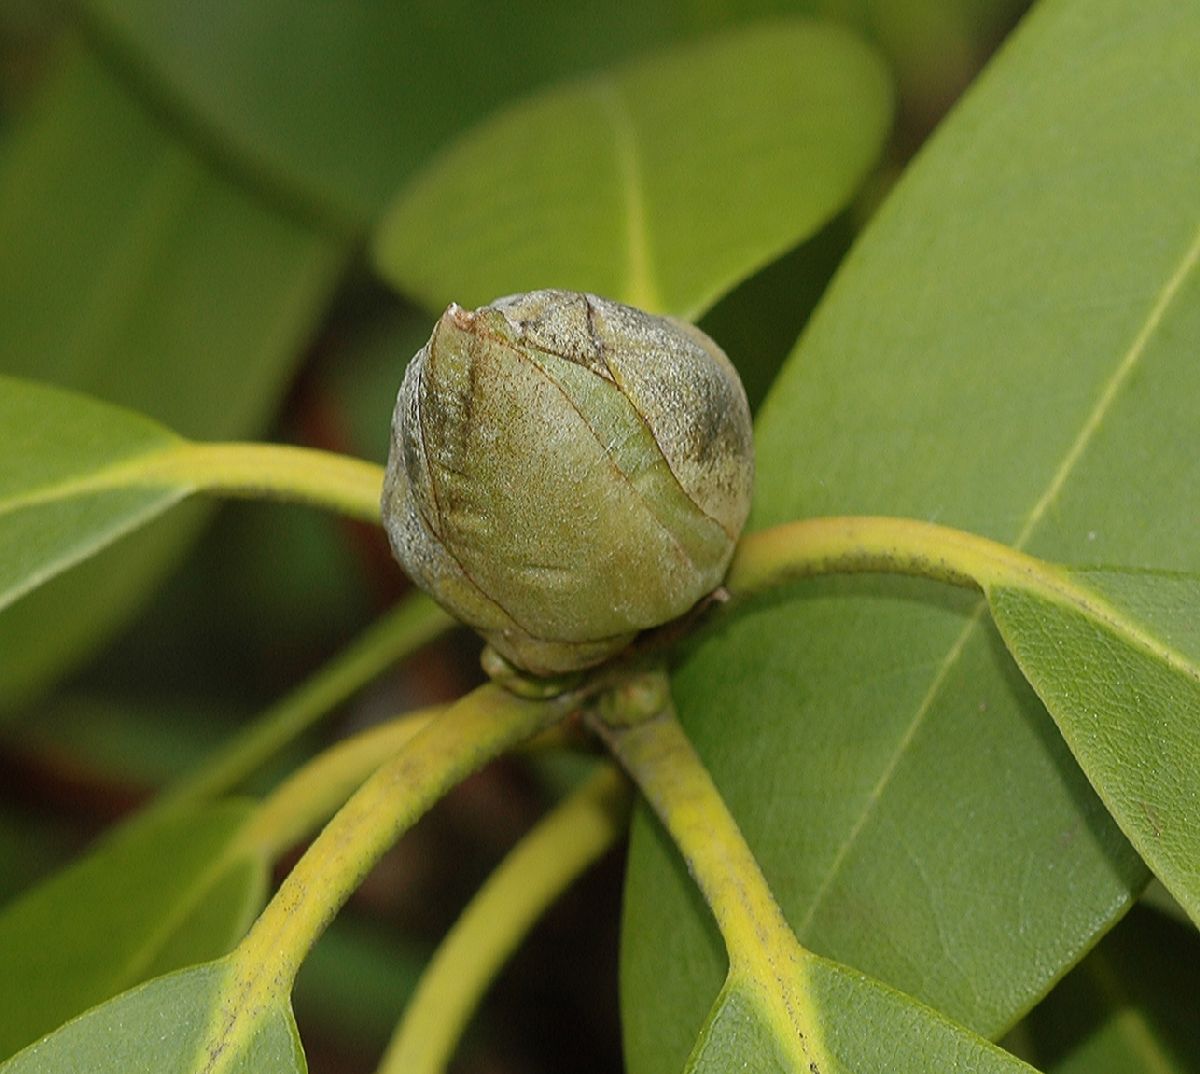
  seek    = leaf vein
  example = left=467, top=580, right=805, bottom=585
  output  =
left=798, top=218, right=1200, bottom=940
left=1016, top=218, right=1200, bottom=546
left=590, top=81, right=662, bottom=313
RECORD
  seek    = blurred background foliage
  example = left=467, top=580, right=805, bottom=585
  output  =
left=0, top=2, right=1123, bottom=1071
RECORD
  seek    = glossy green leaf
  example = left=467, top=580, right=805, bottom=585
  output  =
left=1021, top=906, right=1200, bottom=1074
left=77, top=1, right=918, bottom=231
left=0, top=959, right=303, bottom=1074
left=76, top=0, right=1025, bottom=230
left=374, top=19, right=892, bottom=320
left=0, top=377, right=379, bottom=622
left=81, top=0, right=704, bottom=226
left=623, top=0, right=1200, bottom=1069
left=0, top=801, right=265, bottom=1060
left=802, top=956, right=1038, bottom=1074
left=0, top=377, right=185, bottom=615
left=988, top=569, right=1200, bottom=927
left=723, top=520, right=1200, bottom=937
left=0, top=42, right=344, bottom=709
left=0, top=375, right=382, bottom=717
left=598, top=677, right=1041, bottom=1074
left=689, top=958, right=1037, bottom=1073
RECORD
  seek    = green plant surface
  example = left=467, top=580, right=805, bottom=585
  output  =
left=373, top=19, right=892, bottom=321
left=74, top=0, right=1023, bottom=230
left=0, top=801, right=264, bottom=1060
left=687, top=961, right=1044, bottom=1074
left=76, top=0, right=698, bottom=228
left=989, top=570, right=1200, bottom=927
left=728, top=518, right=1200, bottom=943
left=0, top=705, right=436, bottom=1061
left=0, top=958, right=303, bottom=1074
left=76, top=1, right=897, bottom=231
left=1022, top=906, right=1200, bottom=1073
left=0, top=376, right=384, bottom=622
left=0, top=685, right=569, bottom=1074
left=0, top=377, right=185, bottom=613
left=593, top=697, right=1038, bottom=1073
left=621, top=0, right=1200, bottom=1067
left=0, top=41, right=345, bottom=709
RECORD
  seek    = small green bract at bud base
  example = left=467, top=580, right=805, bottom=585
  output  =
left=382, top=289, right=754, bottom=675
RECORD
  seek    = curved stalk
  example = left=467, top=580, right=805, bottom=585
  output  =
left=141, top=441, right=385, bottom=523
left=204, top=683, right=575, bottom=1069
left=588, top=694, right=829, bottom=1072
left=726, top=516, right=1173, bottom=667
left=235, top=708, right=438, bottom=861
left=234, top=709, right=588, bottom=865
left=726, top=516, right=1054, bottom=597
left=378, top=764, right=631, bottom=1074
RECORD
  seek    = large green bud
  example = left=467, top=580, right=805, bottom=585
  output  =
left=382, top=289, right=754, bottom=675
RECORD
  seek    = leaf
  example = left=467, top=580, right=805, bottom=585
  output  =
left=79, top=0, right=916, bottom=231
left=0, top=683, right=566, bottom=1074
left=76, top=0, right=1021, bottom=231
left=80, top=0, right=714, bottom=226
left=373, top=19, right=892, bottom=320
left=0, top=377, right=380, bottom=631
left=689, top=958, right=1037, bottom=1074
left=1021, top=906, right=1200, bottom=1073
left=987, top=568, right=1200, bottom=926
left=802, top=956, right=1038, bottom=1074
left=0, top=801, right=266, bottom=1060
left=0, top=959, right=304, bottom=1074
left=0, top=377, right=186, bottom=614
left=597, top=684, right=1040, bottom=1074
left=723, top=521, right=1200, bottom=936
left=0, top=41, right=344, bottom=709
left=622, top=0, right=1200, bottom=1069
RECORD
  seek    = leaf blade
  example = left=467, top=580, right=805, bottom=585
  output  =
left=0, top=41, right=345, bottom=708
left=0, top=802, right=265, bottom=1060
left=988, top=569, right=1200, bottom=927
left=373, top=19, right=893, bottom=319
left=0, top=378, right=382, bottom=623
left=1022, top=906, right=1200, bottom=1074
left=0, top=377, right=183, bottom=615
left=623, top=0, right=1200, bottom=1067
left=0, top=959, right=304, bottom=1074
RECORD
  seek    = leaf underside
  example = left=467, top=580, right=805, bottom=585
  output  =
left=623, top=0, right=1200, bottom=1070
left=0, top=960, right=304, bottom=1074
left=989, top=569, right=1200, bottom=928
left=0, top=42, right=342, bottom=710
left=687, top=956, right=1038, bottom=1074
left=0, top=801, right=265, bottom=1060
